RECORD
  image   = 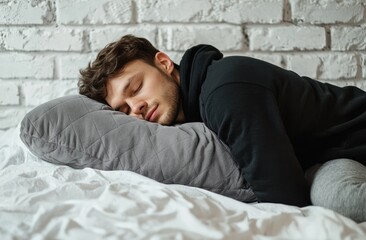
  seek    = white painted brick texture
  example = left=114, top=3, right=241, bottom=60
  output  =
left=247, top=26, right=326, bottom=51
left=90, top=27, right=157, bottom=51
left=22, top=81, right=78, bottom=106
left=290, top=0, right=364, bottom=24
left=331, top=26, right=366, bottom=51
left=59, top=55, right=94, bottom=79
left=0, top=82, right=19, bottom=105
left=58, top=0, right=133, bottom=24
left=137, top=0, right=283, bottom=23
left=0, top=0, right=365, bottom=129
left=0, top=0, right=55, bottom=25
left=0, top=53, right=54, bottom=79
left=1, top=28, right=84, bottom=51
left=287, top=53, right=358, bottom=80
left=0, top=108, right=29, bottom=129
left=362, top=54, right=366, bottom=79
left=159, top=25, right=244, bottom=51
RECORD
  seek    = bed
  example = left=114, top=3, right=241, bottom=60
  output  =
left=1, top=95, right=366, bottom=239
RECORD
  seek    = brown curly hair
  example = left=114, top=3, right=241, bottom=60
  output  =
left=78, top=35, right=159, bottom=103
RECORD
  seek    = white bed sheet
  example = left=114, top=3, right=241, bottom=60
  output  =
left=1, top=126, right=366, bottom=240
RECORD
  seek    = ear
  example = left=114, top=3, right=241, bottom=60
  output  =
left=154, top=52, right=175, bottom=75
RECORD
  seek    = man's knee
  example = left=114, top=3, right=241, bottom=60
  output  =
left=309, top=158, right=366, bottom=223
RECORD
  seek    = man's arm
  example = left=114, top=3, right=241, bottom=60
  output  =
left=203, top=83, right=310, bottom=206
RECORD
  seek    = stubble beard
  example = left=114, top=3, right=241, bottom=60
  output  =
left=159, top=77, right=181, bottom=126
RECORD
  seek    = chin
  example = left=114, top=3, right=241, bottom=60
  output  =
left=158, top=105, right=179, bottom=126
left=158, top=119, right=172, bottom=126
left=158, top=116, right=175, bottom=126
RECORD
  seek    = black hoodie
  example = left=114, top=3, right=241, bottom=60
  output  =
left=179, top=45, right=366, bottom=207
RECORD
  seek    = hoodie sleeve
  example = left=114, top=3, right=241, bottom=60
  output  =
left=203, top=82, right=311, bottom=207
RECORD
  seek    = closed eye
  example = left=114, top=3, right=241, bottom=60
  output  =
left=132, top=81, right=142, bottom=96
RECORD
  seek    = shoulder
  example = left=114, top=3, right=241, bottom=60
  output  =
left=202, top=56, right=287, bottom=96
left=208, top=56, right=287, bottom=82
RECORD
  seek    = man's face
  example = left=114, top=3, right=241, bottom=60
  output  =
left=105, top=57, right=183, bottom=125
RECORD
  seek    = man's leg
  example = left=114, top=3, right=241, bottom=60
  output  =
left=306, top=159, right=366, bottom=223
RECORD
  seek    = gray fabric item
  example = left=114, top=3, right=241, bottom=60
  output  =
left=20, top=95, right=257, bottom=202
left=309, top=159, right=366, bottom=223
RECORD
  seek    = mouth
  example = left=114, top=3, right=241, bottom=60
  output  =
left=146, top=105, right=158, bottom=122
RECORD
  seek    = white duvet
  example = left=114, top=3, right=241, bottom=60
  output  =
left=1, top=126, right=366, bottom=240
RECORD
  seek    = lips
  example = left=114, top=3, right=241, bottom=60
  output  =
left=146, top=105, right=158, bottom=122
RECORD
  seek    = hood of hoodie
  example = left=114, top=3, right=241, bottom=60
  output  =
left=179, top=44, right=223, bottom=122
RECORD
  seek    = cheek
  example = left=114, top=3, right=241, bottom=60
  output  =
left=150, top=79, right=165, bottom=96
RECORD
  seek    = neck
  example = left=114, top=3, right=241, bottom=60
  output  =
left=175, top=103, right=185, bottom=123
left=172, top=67, right=185, bottom=123
left=172, top=68, right=180, bottom=85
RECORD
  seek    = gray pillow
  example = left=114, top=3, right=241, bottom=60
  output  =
left=20, top=95, right=256, bottom=202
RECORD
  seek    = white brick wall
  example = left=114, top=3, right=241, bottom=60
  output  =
left=1, top=27, right=84, bottom=51
left=331, top=26, right=366, bottom=50
left=0, top=0, right=365, bottom=130
left=159, top=25, right=244, bottom=51
left=247, top=25, right=326, bottom=51
left=0, top=0, right=55, bottom=25
left=58, top=0, right=133, bottom=24
left=290, top=0, right=364, bottom=24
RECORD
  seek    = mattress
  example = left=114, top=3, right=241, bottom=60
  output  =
left=1, top=126, right=366, bottom=239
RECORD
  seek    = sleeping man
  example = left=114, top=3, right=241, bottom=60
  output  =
left=78, top=35, right=366, bottom=221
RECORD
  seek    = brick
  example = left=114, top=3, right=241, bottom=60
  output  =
left=0, top=107, right=28, bottom=129
left=319, top=53, right=358, bottom=80
left=247, top=26, right=326, bottom=51
left=90, top=27, right=157, bottom=51
left=290, top=0, right=364, bottom=24
left=287, top=53, right=358, bottom=80
left=287, top=54, right=322, bottom=78
left=22, top=80, right=78, bottom=106
left=219, top=0, right=283, bottom=24
left=159, top=25, right=243, bottom=51
left=362, top=54, right=366, bottom=79
left=137, top=0, right=215, bottom=22
left=60, top=55, right=93, bottom=79
left=0, top=82, right=19, bottom=105
left=0, top=0, right=55, bottom=25
left=137, top=0, right=282, bottom=24
left=0, top=53, right=54, bottom=79
left=331, top=26, right=366, bottom=51
left=0, top=28, right=84, bottom=51
left=58, top=0, right=132, bottom=24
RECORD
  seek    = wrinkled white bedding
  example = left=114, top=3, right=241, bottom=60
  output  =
left=1, top=126, right=366, bottom=240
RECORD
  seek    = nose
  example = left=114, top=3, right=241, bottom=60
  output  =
left=127, top=98, right=147, bottom=117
